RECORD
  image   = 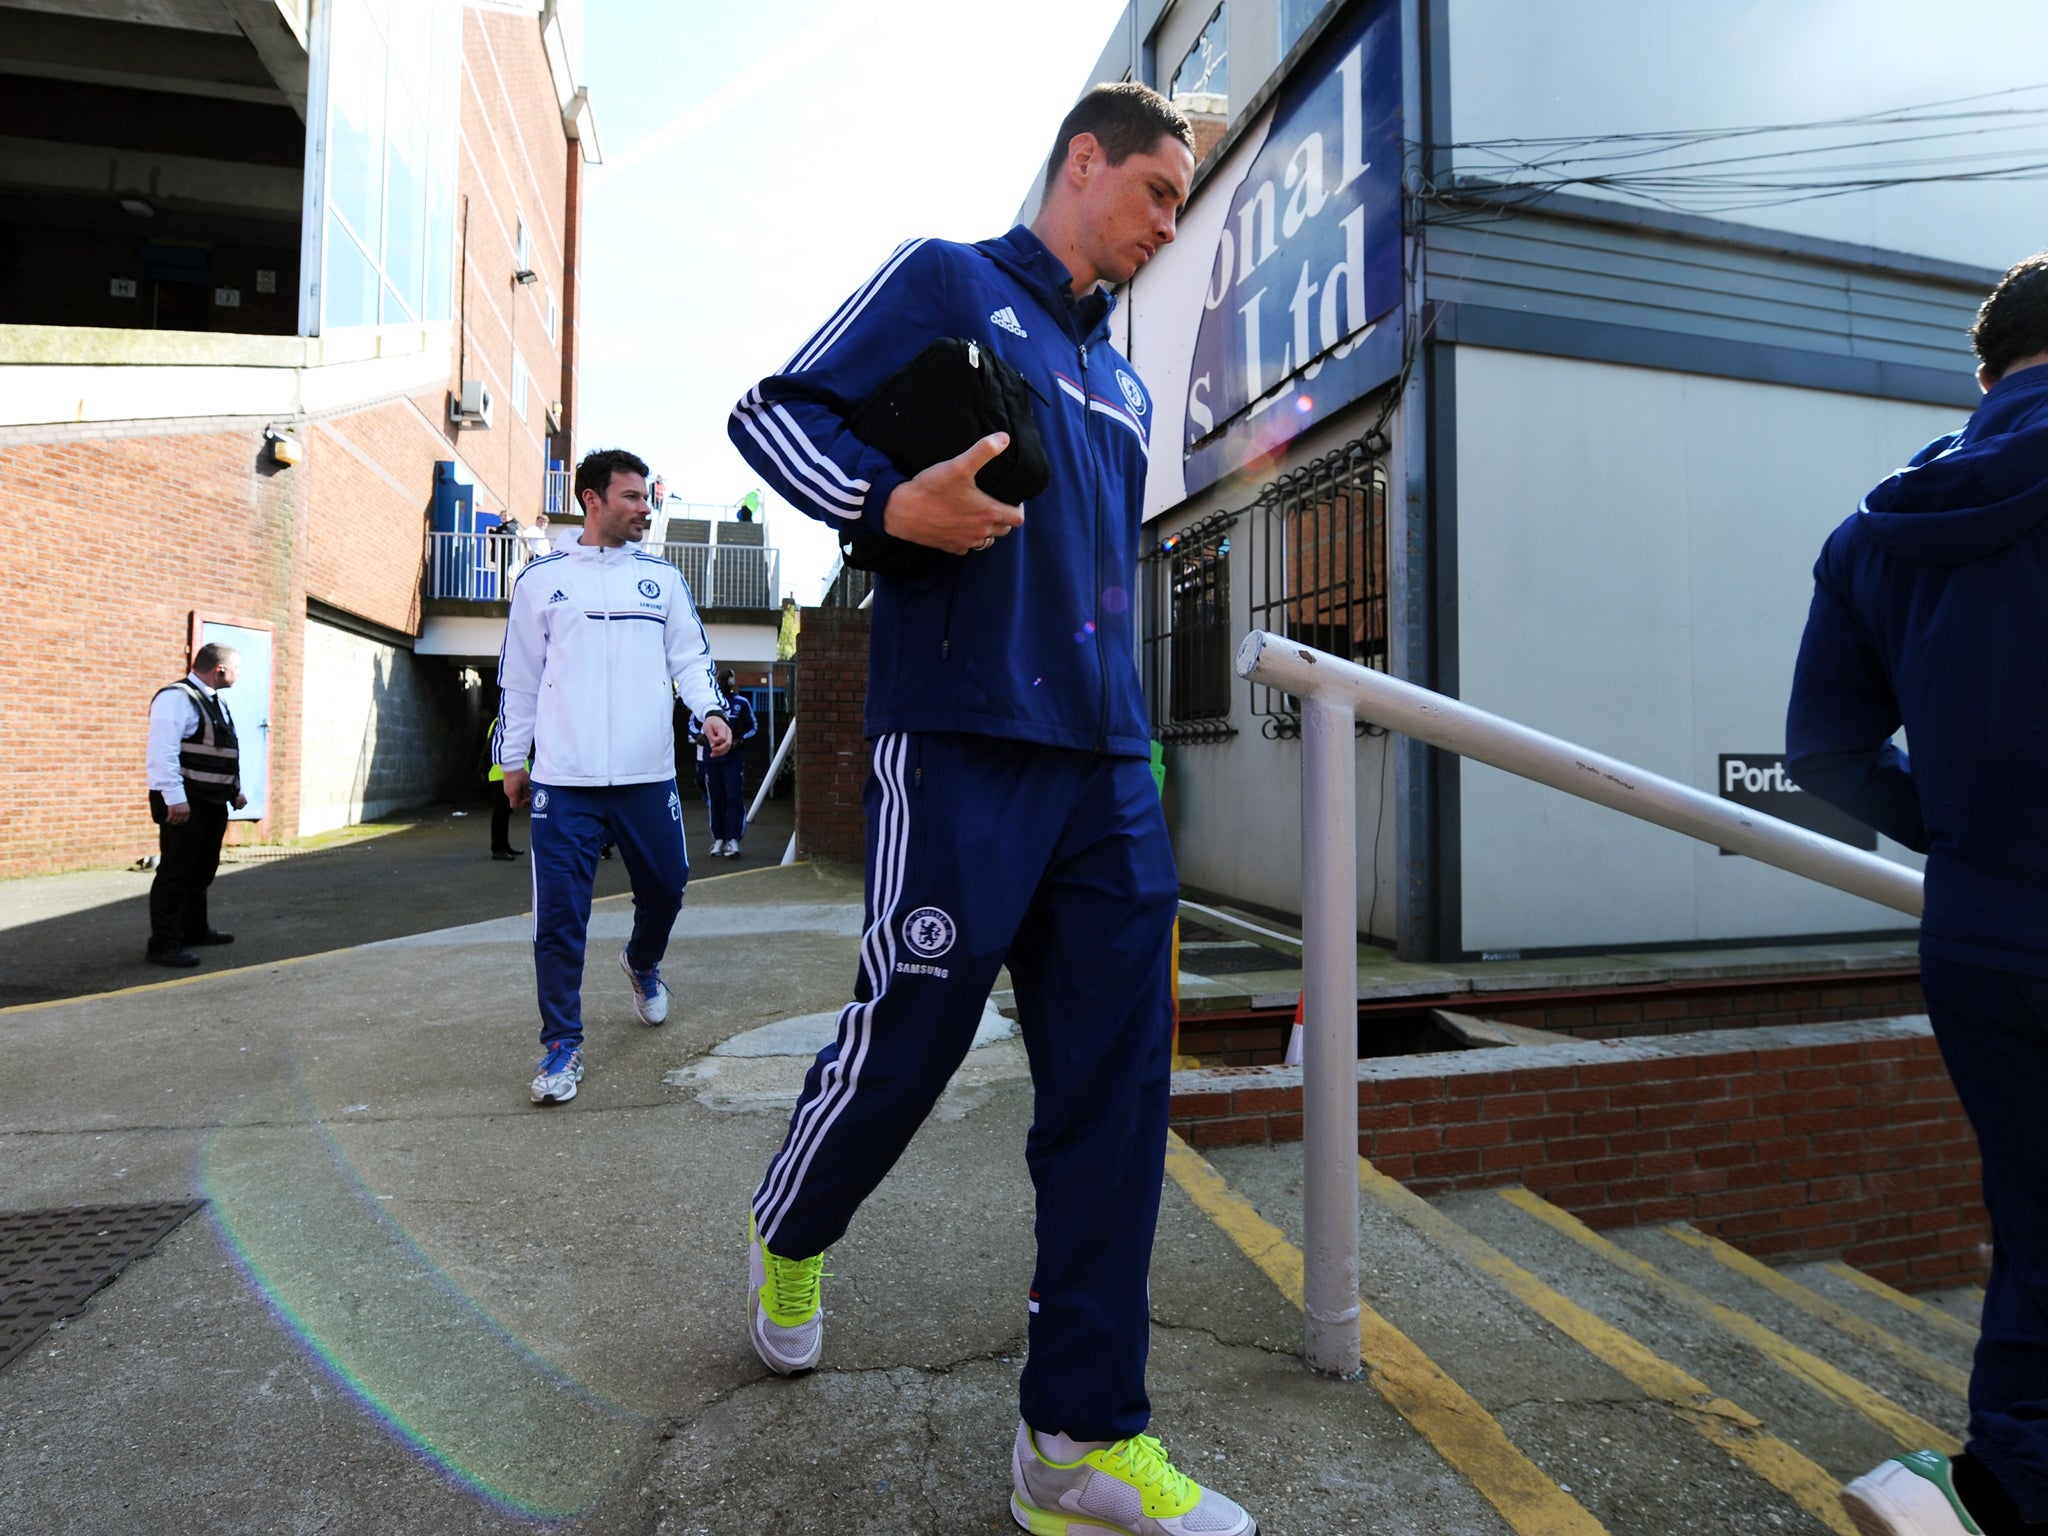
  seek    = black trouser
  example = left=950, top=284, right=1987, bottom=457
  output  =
left=148, top=794, right=228, bottom=946
left=490, top=781, right=514, bottom=852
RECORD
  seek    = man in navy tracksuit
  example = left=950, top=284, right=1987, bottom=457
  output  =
left=727, top=85, right=1254, bottom=1536
left=1792, top=254, right=2048, bottom=1536
left=704, top=670, right=757, bottom=857
left=497, top=448, right=733, bottom=1106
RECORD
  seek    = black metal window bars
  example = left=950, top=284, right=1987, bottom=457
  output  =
left=1246, top=434, right=1391, bottom=738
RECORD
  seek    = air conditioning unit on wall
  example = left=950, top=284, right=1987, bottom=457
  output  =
left=450, top=379, right=493, bottom=428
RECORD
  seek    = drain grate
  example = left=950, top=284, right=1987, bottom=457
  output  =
left=0, top=1201, right=205, bottom=1371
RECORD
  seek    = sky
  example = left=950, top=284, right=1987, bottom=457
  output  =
left=578, top=0, right=1132, bottom=604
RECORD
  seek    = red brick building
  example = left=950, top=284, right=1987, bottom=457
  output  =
left=0, top=0, right=598, bottom=875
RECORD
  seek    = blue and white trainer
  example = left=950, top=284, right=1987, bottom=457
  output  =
left=619, top=949, right=671, bottom=1025
left=529, top=1042, right=584, bottom=1105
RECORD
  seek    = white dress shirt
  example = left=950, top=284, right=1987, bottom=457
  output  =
left=146, top=672, right=225, bottom=806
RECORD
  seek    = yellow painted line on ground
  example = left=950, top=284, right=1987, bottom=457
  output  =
left=1162, top=1135, right=1609, bottom=1536
left=1353, top=1163, right=1855, bottom=1536
left=1824, top=1263, right=1981, bottom=1345
left=1665, top=1224, right=1969, bottom=1397
left=1498, top=1190, right=1956, bottom=1455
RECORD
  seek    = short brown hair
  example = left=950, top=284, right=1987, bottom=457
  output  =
left=1971, top=253, right=2048, bottom=383
left=1041, top=82, right=1196, bottom=196
left=575, top=447, right=649, bottom=508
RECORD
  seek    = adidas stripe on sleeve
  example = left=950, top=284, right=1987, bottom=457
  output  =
left=727, top=237, right=957, bottom=537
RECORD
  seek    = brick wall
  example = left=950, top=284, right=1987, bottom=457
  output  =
left=1178, top=971, right=1929, bottom=1064
left=0, top=424, right=306, bottom=876
left=795, top=606, right=870, bottom=863
left=1170, top=1016, right=1986, bottom=1290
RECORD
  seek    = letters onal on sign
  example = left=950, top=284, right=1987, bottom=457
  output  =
left=1182, top=0, right=1403, bottom=498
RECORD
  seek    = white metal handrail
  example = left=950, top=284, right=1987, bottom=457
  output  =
left=746, top=721, right=797, bottom=826
left=1233, top=629, right=1925, bottom=1375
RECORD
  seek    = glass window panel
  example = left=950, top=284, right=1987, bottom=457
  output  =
left=327, top=0, right=386, bottom=263
left=383, top=0, right=432, bottom=114
left=382, top=98, right=426, bottom=319
left=324, top=211, right=379, bottom=329
left=1279, top=0, right=1320, bottom=58
left=423, top=171, right=453, bottom=321
left=1171, top=4, right=1228, bottom=105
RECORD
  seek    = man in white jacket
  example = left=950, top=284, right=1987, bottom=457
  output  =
left=495, top=448, right=733, bottom=1105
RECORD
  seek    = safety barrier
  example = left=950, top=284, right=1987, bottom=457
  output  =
left=1232, top=629, right=1924, bottom=1374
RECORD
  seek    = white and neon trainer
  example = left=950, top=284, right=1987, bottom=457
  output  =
left=747, top=1213, right=824, bottom=1374
left=1010, top=1421, right=1256, bottom=1536
left=1842, top=1452, right=1985, bottom=1536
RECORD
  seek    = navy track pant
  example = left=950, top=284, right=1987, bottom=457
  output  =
left=529, top=779, right=689, bottom=1050
left=750, top=732, right=1179, bottom=1441
left=708, top=751, right=747, bottom=842
left=1923, top=956, right=2048, bottom=1520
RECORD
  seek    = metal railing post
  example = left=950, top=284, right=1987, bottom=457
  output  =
left=746, top=721, right=796, bottom=826
left=1300, top=687, right=1362, bottom=1375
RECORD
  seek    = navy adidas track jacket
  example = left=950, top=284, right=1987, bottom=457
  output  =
left=728, top=225, right=1155, bottom=758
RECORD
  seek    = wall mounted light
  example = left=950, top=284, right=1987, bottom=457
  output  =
left=265, top=426, right=305, bottom=467
left=513, top=269, right=539, bottom=285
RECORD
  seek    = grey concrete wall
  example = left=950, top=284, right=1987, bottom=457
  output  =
left=298, top=617, right=483, bottom=836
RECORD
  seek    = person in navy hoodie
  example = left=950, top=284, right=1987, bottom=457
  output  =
left=1791, top=253, right=2048, bottom=1536
left=726, top=83, right=1254, bottom=1536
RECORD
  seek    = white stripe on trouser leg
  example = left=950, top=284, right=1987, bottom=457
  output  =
left=754, top=734, right=907, bottom=1238
left=756, top=735, right=912, bottom=1244
left=755, top=734, right=906, bottom=1231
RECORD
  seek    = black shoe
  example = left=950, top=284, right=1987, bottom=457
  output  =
left=492, top=847, right=523, bottom=861
left=185, top=930, right=234, bottom=946
left=599, top=845, right=615, bottom=860
left=146, top=944, right=201, bottom=968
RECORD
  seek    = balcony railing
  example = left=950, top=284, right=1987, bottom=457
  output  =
left=544, top=467, right=571, bottom=518
left=425, top=530, right=782, bottom=608
left=426, top=529, right=525, bottom=601
left=649, top=540, right=780, bottom=609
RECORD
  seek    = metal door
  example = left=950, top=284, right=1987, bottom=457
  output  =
left=202, top=621, right=272, bottom=822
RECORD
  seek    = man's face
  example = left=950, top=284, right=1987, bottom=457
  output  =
left=581, top=471, right=652, bottom=545
left=1071, top=133, right=1194, bottom=288
left=207, top=656, right=240, bottom=690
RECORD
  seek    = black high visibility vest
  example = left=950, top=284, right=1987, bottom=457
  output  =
left=157, top=680, right=240, bottom=803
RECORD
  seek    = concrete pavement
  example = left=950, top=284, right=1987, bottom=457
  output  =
left=0, top=855, right=1984, bottom=1535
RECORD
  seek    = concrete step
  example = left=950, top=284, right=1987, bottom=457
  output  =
left=1184, top=1136, right=1982, bottom=1536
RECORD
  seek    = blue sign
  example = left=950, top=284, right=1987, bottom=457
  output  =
left=1184, top=0, right=1403, bottom=495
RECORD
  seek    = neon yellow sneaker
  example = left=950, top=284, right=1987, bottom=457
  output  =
left=1009, top=1421, right=1256, bottom=1535
left=746, top=1213, right=823, bottom=1374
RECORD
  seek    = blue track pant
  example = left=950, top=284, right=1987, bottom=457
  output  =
left=1923, top=956, right=2048, bottom=1520
left=750, top=733, right=1179, bottom=1441
left=529, top=779, right=689, bottom=1049
left=708, top=751, right=747, bottom=842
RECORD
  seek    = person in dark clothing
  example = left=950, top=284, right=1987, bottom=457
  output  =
left=144, top=642, right=247, bottom=967
left=725, top=82, right=1252, bottom=1536
left=1791, top=251, right=2048, bottom=1536
left=704, top=670, right=758, bottom=857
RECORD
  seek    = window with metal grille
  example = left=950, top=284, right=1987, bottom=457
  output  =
left=1142, top=509, right=1238, bottom=742
left=1246, top=433, right=1389, bottom=737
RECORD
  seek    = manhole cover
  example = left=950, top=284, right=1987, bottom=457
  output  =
left=0, top=1201, right=204, bottom=1371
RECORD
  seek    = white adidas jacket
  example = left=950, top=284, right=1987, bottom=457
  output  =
left=495, top=539, right=723, bottom=787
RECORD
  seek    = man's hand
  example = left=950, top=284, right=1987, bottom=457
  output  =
left=703, top=717, right=734, bottom=757
left=231, top=793, right=248, bottom=810
left=165, top=801, right=190, bottom=826
left=881, top=433, right=1025, bottom=555
left=502, top=767, right=531, bottom=808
